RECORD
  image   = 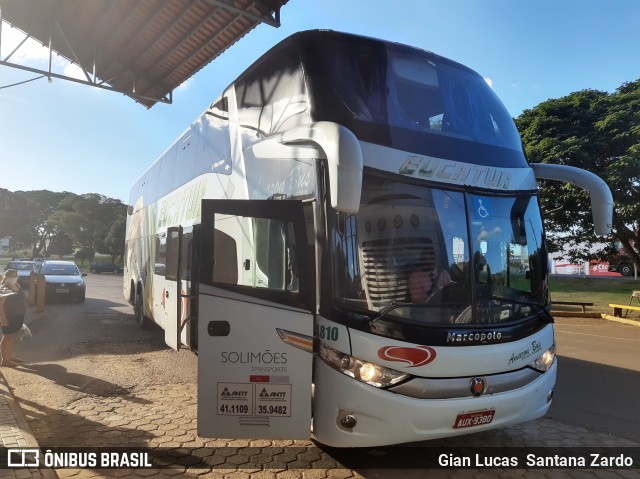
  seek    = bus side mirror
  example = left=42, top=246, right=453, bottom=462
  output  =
left=280, top=122, right=363, bottom=214
left=530, top=163, right=614, bottom=236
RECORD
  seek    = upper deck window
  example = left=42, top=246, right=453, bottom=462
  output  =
left=300, top=33, right=526, bottom=167
left=235, top=47, right=310, bottom=148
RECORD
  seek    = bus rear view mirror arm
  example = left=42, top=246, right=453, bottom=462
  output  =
left=279, top=122, right=364, bottom=214
left=530, top=163, right=614, bottom=236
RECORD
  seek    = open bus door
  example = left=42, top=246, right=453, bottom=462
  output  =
left=164, top=226, right=182, bottom=350
left=165, top=224, right=199, bottom=351
left=197, top=199, right=315, bottom=440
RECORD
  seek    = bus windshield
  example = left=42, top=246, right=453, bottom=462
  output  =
left=332, top=172, right=548, bottom=325
left=302, top=33, right=526, bottom=167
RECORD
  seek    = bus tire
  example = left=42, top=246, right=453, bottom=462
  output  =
left=620, top=263, right=634, bottom=276
left=134, top=291, right=153, bottom=330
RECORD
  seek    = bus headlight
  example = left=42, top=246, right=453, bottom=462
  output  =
left=529, top=343, right=556, bottom=372
left=318, top=342, right=411, bottom=388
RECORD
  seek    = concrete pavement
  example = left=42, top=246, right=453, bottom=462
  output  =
left=0, top=363, right=55, bottom=478
left=1, top=368, right=639, bottom=479
left=1, top=308, right=639, bottom=478
left=0, top=304, right=56, bottom=479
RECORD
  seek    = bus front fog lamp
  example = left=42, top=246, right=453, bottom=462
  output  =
left=529, top=343, right=556, bottom=372
left=319, top=342, right=411, bottom=388
left=339, top=414, right=357, bottom=429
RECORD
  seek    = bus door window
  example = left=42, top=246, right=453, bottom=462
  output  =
left=211, top=228, right=238, bottom=285
left=153, top=233, right=167, bottom=315
left=203, top=202, right=312, bottom=310
left=179, top=230, right=193, bottom=282
left=165, top=228, right=180, bottom=281
left=188, top=225, right=201, bottom=350
left=154, top=232, right=167, bottom=276
left=254, top=219, right=298, bottom=292
left=178, top=228, right=194, bottom=330
left=209, top=217, right=295, bottom=292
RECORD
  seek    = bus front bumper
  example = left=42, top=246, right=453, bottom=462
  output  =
left=311, top=359, right=557, bottom=447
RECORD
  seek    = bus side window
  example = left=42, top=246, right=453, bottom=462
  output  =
left=235, top=46, right=309, bottom=148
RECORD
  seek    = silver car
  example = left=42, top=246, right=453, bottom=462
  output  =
left=5, top=260, right=38, bottom=289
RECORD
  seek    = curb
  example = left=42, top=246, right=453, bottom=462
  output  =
left=600, top=313, right=640, bottom=327
left=552, top=311, right=640, bottom=324
left=550, top=311, right=602, bottom=318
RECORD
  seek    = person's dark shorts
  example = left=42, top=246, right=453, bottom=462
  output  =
left=1, top=317, right=24, bottom=335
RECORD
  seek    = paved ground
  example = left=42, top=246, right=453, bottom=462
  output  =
left=2, top=370, right=639, bottom=479
left=0, top=275, right=638, bottom=478
left=0, top=371, right=55, bottom=479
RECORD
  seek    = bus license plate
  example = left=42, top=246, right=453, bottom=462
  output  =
left=453, top=409, right=495, bottom=429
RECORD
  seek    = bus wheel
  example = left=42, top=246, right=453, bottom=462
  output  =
left=134, top=292, right=152, bottom=330
left=620, top=263, right=634, bottom=276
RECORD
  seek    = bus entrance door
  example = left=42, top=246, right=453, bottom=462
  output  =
left=164, top=226, right=183, bottom=350
left=197, top=199, right=314, bottom=440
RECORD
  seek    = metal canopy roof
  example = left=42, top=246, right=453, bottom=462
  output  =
left=0, top=0, right=288, bottom=108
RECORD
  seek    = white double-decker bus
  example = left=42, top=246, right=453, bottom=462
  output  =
left=124, top=30, right=613, bottom=447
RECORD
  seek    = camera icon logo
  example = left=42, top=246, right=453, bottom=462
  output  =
left=7, top=448, right=40, bottom=467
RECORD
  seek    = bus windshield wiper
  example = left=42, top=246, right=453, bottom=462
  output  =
left=369, top=300, right=414, bottom=326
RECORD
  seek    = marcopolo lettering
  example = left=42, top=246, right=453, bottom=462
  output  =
left=446, top=331, right=502, bottom=344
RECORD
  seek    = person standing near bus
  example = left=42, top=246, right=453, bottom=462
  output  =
left=0, top=269, right=26, bottom=367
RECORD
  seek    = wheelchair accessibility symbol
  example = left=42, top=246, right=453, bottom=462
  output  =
left=473, top=197, right=491, bottom=219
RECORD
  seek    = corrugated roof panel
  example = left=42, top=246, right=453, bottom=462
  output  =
left=0, top=0, right=288, bottom=107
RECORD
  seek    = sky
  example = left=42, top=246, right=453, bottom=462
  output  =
left=1, top=0, right=639, bottom=203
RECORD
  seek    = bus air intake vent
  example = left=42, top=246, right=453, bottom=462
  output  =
left=361, top=237, right=433, bottom=305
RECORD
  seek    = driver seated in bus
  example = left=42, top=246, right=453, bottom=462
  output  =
left=408, top=247, right=453, bottom=303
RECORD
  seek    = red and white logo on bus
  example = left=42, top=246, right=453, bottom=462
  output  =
left=377, top=346, right=437, bottom=367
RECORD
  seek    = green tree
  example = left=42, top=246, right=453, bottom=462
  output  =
left=515, top=80, right=640, bottom=266
left=75, top=249, right=88, bottom=267
left=100, top=215, right=126, bottom=263
left=10, top=190, right=75, bottom=257
left=48, top=194, right=126, bottom=261
left=48, top=232, right=74, bottom=258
